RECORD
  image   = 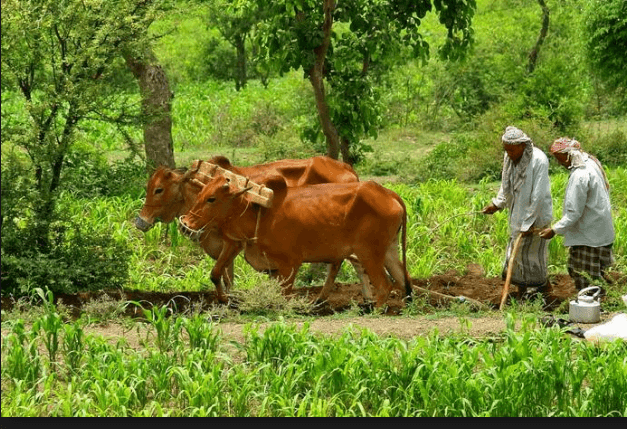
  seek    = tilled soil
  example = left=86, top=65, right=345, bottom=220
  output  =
left=4, top=265, right=622, bottom=319
left=3, top=267, right=626, bottom=346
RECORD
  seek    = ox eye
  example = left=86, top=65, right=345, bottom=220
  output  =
left=206, top=197, right=216, bottom=203
left=154, top=188, right=163, bottom=195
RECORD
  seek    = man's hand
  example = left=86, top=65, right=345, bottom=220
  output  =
left=482, top=203, right=500, bottom=215
left=539, top=228, right=555, bottom=239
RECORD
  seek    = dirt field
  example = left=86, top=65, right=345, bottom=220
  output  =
left=4, top=265, right=620, bottom=318
left=2, top=267, right=625, bottom=345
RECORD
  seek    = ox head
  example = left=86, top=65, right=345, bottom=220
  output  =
left=178, top=175, right=254, bottom=242
left=135, top=166, right=199, bottom=232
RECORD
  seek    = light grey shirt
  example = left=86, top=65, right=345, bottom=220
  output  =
left=493, top=146, right=553, bottom=238
left=553, top=156, right=615, bottom=247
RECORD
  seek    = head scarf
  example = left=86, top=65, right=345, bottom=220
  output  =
left=549, top=137, right=586, bottom=168
left=550, top=137, right=610, bottom=190
left=501, top=126, right=534, bottom=196
left=502, top=126, right=532, bottom=146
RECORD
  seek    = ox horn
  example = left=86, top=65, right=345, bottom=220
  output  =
left=232, top=186, right=253, bottom=199
left=181, top=166, right=199, bottom=182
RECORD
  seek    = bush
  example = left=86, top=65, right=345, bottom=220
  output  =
left=61, top=142, right=147, bottom=199
left=230, top=276, right=314, bottom=317
left=1, top=221, right=132, bottom=297
left=590, top=130, right=627, bottom=167
left=1, top=147, right=35, bottom=232
left=414, top=133, right=502, bottom=183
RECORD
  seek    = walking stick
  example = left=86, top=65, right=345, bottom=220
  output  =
left=500, top=232, right=524, bottom=311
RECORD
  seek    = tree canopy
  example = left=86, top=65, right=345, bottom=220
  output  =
left=249, top=0, right=476, bottom=163
left=584, top=0, right=627, bottom=92
left=1, top=0, right=165, bottom=248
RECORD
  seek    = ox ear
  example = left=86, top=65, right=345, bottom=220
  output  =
left=209, top=155, right=232, bottom=170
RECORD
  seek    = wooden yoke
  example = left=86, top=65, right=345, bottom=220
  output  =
left=190, top=160, right=274, bottom=208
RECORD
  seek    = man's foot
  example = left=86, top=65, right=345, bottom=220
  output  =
left=521, top=284, right=547, bottom=301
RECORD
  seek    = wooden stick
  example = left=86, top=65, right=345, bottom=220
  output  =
left=499, top=232, right=524, bottom=310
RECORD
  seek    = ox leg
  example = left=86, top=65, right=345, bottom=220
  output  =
left=276, top=263, right=301, bottom=296
left=222, top=261, right=235, bottom=294
left=346, top=255, right=373, bottom=302
left=384, top=241, right=412, bottom=300
left=317, top=260, right=343, bottom=302
left=209, top=240, right=242, bottom=303
left=200, top=231, right=236, bottom=293
left=355, top=252, right=393, bottom=308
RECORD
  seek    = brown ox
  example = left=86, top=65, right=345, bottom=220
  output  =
left=179, top=174, right=412, bottom=307
left=134, top=156, right=366, bottom=301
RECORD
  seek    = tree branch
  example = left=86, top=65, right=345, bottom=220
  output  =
left=528, top=0, right=549, bottom=74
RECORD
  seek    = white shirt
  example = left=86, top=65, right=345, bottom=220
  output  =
left=493, top=147, right=553, bottom=237
left=553, top=156, right=615, bottom=247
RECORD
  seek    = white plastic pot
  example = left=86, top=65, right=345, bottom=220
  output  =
left=569, top=286, right=601, bottom=324
left=584, top=313, right=627, bottom=342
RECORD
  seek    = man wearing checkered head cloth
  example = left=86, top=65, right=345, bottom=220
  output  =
left=483, top=126, right=553, bottom=297
left=539, top=138, right=615, bottom=293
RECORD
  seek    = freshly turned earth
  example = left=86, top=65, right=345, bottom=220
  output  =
left=3, top=266, right=625, bottom=345
left=5, top=265, right=622, bottom=318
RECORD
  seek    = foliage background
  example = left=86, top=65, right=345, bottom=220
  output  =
left=2, top=0, right=627, bottom=418
left=2, top=0, right=626, bottom=297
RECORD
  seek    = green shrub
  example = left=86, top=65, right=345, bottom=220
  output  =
left=1, top=146, right=35, bottom=232
left=590, top=130, right=627, bottom=167
left=1, top=222, right=132, bottom=297
left=414, top=134, right=501, bottom=183
left=61, top=143, right=147, bottom=199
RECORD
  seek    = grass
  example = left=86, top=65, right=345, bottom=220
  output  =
left=2, top=306, right=626, bottom=416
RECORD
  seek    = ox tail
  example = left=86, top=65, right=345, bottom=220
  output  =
left=399, top=195, right=412, bottom=301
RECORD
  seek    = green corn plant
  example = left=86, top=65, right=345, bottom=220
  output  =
left=141, top=304, right=184, bottom=354
left=32, top=289, right=63, bottom=366
left=62, top=320, right=85, bottom=375
left=2, top=320, right=43, bottom=387
left=182, top=315, right=221, bottom=352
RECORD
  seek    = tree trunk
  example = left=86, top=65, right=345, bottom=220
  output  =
left=340, top=137, right=355, bottom=166
left=235, top=33, right=247, bottom=91
left=528, top=0, right=549, bottom=74
left=126, top=51, right=176, bottom=173
left=308, top=0, right=341, bottom=160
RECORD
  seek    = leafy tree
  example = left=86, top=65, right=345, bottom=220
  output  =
left=583, top=0, right=627, bottom=105
left=252, top=0, right=476, bottom=164
left=205, top=0, right=263, bottom=90
left=1, top=0, right=165, bottom=250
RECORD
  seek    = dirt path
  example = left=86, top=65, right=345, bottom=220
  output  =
left=53, top=311, right=626, bottom=352
left=3, top=268, right=624, bottom=348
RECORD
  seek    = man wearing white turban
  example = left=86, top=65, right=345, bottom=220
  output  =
left=483, top=126, right=553, bottom=297
left=539, top=137, right=615, bottom=292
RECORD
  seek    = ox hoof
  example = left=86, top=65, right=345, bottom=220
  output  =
left=314, top=294, right=330, bottom=306
left=216, top=293, right=229, bottom=304
left=359, top=302, right=375, bottom=314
